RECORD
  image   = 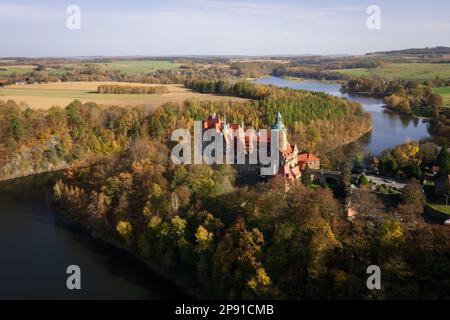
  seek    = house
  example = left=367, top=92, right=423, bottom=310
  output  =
left=297, top=152, right=321, bottom=170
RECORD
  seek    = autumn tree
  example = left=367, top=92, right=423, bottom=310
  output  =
left=399, top=180, right=426, bottom=216
left=213, top=217, right=271, bottom=299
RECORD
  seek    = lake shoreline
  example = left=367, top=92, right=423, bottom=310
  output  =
left=341, top=121, right=374, bottom=147
left=0, top=171, right=191, bottom=299
left=255, top=76, right=431, bottom=155
left=51, top=202, right=206, bottom=299
left=0, top=164, right=206, bottom=298
left=0, top=163, right=70, bottom=183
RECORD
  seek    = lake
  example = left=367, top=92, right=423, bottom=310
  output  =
left=0, top=173, right=189, bottom=299
left=254, top=76, right=431, bottom=155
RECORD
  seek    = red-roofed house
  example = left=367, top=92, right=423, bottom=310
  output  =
left=297, top=152, right=321, bottom=170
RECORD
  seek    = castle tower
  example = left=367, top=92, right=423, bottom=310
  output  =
left=271, top=112, right=289, bottom=151
left=222, top=114, right=228, bottom=133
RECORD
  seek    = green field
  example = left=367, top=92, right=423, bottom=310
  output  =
left=433, top=86, right=450, bottom=106
left=0, top=65, right=36, bottom=76
left=334, top=63, right=450, bottom=81
left=94, top=60, right=181, bottom=74
left=0, top=60, right=181, bottom=77
left=0, top=65, right=71, bottom=77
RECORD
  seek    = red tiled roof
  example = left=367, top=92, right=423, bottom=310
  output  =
left=298, top=152, right=320, bottom=162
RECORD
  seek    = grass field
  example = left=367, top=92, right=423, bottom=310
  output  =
left=0, top=65, right=36, bottom=76
left=0, top=64, right=71, bottom=77
left=0, top=81, right=248, bottom=109
left=334, top=63, right=450, bottom=81
left=94, top=60, right=181, bottom=74
left=433, top=86, right=450, bottom=106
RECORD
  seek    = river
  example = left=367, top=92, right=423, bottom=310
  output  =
left=254, top=76, right=431, bottom=155
left=0, top=173, right=189, bottom=299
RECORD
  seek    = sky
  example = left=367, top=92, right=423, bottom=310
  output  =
left=0, top=0, right=449, bottom=57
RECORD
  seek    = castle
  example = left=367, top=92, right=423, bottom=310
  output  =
left=202, top=112, right=320, bottom=181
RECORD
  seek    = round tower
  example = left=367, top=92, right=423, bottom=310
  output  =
left=271, top=112, right=288, bottom=151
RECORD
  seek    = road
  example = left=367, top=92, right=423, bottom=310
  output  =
left=365, top=175, right=407, bottom=189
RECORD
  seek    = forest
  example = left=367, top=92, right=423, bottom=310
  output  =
left=0, top=99, right=148, bottom=180
left=52, top=135, right=450, bottom=299
left=97, top=84, right=169, bottom=94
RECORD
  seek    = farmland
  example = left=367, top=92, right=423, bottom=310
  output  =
left=0, top=60, right=181, bottom=78
left=0, top=81, right=248, bottom=109
left=0, top=64, right=71, bottom=77
left=333, top=63, right=450, bottom=81
left=0, top=65, right=36, bottom=76
left=93, top=60, right=182, bottom=74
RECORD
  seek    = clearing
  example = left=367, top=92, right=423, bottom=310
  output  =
left=0, top=81, right=248, bottom=109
